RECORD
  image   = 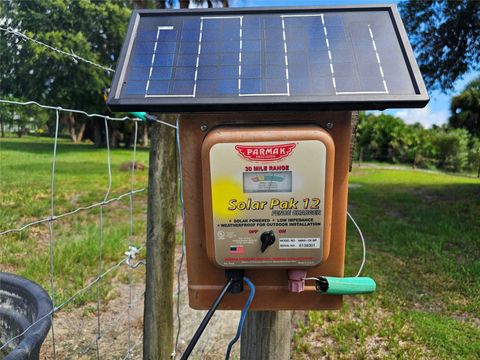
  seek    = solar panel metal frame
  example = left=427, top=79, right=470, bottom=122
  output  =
left=107, top=5, right=429, bottom=112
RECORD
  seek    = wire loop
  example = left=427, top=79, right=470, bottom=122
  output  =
left=125, top=246, right=146, bottom=269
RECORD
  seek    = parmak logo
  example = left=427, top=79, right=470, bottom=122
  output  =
left=235, top=143, right=296, bottom=162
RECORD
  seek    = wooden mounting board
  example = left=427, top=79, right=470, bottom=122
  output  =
left=179, top=111, right=352, bottom=310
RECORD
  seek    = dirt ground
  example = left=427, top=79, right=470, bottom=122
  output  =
left=38, top=246, right=241, bottom=359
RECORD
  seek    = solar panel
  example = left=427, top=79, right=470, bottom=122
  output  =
left=107, top=5, right=429, bottom=112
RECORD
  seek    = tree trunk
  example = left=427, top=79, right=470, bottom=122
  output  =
left=240, top=311, right=292, bottom=360
left=110, top=128, right=121, bottom=148
left=47, top=118, right=56, bottom=137
left=93, top=120, right=104, bottom=147
left=77, top=121, right=87, bottom=143
left=349, top=111, right=359, bottom=171
left=142, top=123, right=149, bottom=147
left=66, top=113, right=78, bottom=142
left=124, top=130, right=133, bottom=149
left=0, top=118, right=4, bottom=137
left=143, top=117, right=178, bottom=360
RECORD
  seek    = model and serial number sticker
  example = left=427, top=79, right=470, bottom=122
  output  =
left=279, top=238, right=320, bottom=249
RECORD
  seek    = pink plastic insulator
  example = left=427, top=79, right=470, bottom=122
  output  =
left=287, top=269, right=307, bottom=293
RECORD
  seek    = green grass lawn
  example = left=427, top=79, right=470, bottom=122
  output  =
left=0, top=135, right=149, bottom=306
left=293, top=166, right=480, bottom=359
left=1, top=136, right=479, bottom=358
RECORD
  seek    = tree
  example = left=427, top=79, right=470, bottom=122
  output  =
left=355, top=112, right=480, bottom=172
left=0, top=103, right=14, bottom=137
left=449, top=76, right=480, bottom=137
left=468, top=137, right=480, bottom=177
left=0, top=0, right=131, bottom=144
left=357, top=113, right=413, bottom=163
left=181, top=0, right=228, bottom=7
left=399, top=0, right=480, bottom=91
left=429, top=127, right=471, bottom=172
left=0, top=98, right=50, bottom=137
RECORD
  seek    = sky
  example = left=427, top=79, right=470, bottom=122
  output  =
left=226, top=0, right=479, bottom=128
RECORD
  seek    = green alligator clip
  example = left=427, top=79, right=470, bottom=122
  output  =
left=315, top=277, right=376, bottom=295
left=129, top=112, right=147, bottom=120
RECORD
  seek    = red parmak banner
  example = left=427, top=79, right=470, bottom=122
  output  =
left=235, top=143, right=296, bottom=162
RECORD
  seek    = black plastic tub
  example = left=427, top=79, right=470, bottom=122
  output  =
left=0, top=272, right=52, bottom=360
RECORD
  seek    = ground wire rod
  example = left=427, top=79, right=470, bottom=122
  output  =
left=180, top=278, right=234, bottom=360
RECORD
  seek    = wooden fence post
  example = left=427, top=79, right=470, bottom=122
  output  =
left=144, top=119, right=178, bottom=360
left=240, top=311, right=292, bottom=359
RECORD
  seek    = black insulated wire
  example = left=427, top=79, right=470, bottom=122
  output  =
left=180, top=278, right=234, bottom=360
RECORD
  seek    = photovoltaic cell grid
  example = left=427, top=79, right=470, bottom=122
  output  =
left=109, top=8, right=428, bottom=111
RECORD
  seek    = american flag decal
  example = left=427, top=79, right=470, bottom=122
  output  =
left=229, top=245, right=245, bottom=254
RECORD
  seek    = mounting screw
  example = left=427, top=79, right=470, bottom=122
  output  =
left=200, top=124, right=208, bottom=132
left=326, top=122, right=334, bottom=129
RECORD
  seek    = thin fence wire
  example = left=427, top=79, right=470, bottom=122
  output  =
left=0, top=98, right=178, bottom=129
left=1, top=30, right=151, bottom=358
left=0, top=251, right=138, bottom=353
left=198, top=314, right=220, bottom=357
left=95, top=119, right=111, bottom=359
left=47, top=109, right=60, bottom=359
left=0, top=26, right=115, bottom=73
left=0, top=189, right=145, bottom=237
left=0, top=102, right=147, bottom=358
left=47, top=221, right=57, bottom=359
left=127, top=121, right=139, bottom=359
left=122, top=334, right=143, bottom=360
left=78, top=292, right=144, bottom=357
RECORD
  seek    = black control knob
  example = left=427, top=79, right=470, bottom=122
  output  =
left=260, top=230, right=276, bottom=253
